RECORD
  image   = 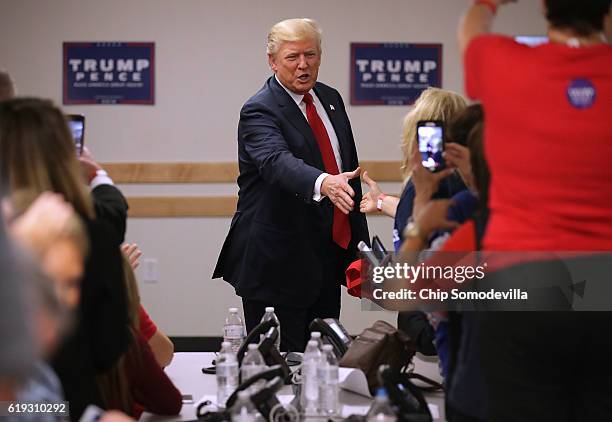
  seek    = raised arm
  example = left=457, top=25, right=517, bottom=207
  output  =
left=458, top=0, right=515, bottom=56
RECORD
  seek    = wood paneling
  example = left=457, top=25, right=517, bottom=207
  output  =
left=109, top=161, right=402, bottom=217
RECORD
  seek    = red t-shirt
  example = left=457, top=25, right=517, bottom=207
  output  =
left=127, top=332, right=182, bottom=418
left=465, top=35, right=612, bottom=251
left=139, top=305, right=158, bottom=341
left=440, top=221, right=477, bottom=252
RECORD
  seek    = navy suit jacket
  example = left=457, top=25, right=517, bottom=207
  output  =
left=213, top=76, right=369, bottom=307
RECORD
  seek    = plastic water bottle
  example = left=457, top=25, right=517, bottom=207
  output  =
left=318, top=344, right=339, bottom=416
left=260, top=307, right=281, bottom=350
left=216, top=341, right=239, bottom=408
left=310, top=331, right=323, bottom=350
left=241, top=343, right=266, bottom=382
left=301, top=340, right=321, bottom=415
left=230, top=391, right=258, bottom=422
left=366, top=388, right=397, bottom=422
left=224, top=307, right=245, bottom=354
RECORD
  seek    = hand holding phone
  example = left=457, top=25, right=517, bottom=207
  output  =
left=416, top=120, right=444, bottom=172
left=67, top=114, right=85, bottom=156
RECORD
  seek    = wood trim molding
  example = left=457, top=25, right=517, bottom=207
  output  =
left=126, top=196, right=238, bottom=217
left=126, top=195, right=394, bottom=218
left=101, top=162, right=239, bottom=184
left=102, top=161, right=403, bottom=183
left=114, top=161, right=403, bottom=217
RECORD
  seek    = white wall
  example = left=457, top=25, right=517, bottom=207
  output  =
left=0, top=0, right=546, bottom=336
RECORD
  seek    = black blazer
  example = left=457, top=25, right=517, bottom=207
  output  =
left=214, top=76, right=369, bottom=307
left=92, top=184, right=129, bottom=244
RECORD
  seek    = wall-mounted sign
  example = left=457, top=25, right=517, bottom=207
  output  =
left=350, top=43, right=442, bottom=106
left=63, top=42, right=155, bottom=105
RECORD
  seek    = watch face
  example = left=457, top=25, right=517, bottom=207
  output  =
left=403, top=222, right=421, bottom=240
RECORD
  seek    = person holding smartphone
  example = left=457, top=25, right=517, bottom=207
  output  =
left=459, top=1, right=612, bottom=421
left=359, top=87, right=468, bottom=251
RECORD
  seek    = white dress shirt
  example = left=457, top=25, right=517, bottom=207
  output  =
left=275, top=75, right=343, bottom=201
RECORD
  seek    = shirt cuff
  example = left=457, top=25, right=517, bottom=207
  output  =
left=90, top=170, right=114, bottom=190
left=312, top=172, right=329, bottom=202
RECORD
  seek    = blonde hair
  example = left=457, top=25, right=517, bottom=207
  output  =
left=400, top=88, right=467, bottom=180
left=9, top=189, right=89, bottom=259
left=267, top=18, right=322, bottom=56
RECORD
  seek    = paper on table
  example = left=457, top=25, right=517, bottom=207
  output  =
left=338, top=367, right=372, bottom=398
left=428, top=404, right=440, bottom=419
left=341, top=404, right=371, bottom=417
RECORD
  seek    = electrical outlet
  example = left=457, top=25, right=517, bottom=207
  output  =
left=143, top=258, right=158, bottom=283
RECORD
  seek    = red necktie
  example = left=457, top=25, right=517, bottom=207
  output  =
left=303, top=92, right=351, bottom=249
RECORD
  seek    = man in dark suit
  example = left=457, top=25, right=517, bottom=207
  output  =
left=214, top=18, right=369, bottom=352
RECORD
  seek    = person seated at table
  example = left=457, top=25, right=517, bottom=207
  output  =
left=359, top=87, right=467, bottom=250
left=97, top=256, right=181, bottom=418
left=360, top=88, right=467, bottom=356
left=122, top=243, right=174, bottom=368
left=0, top=97, right=131, bottom=421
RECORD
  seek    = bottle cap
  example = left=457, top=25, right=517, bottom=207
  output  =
left=229, top=307, right=238, bottom=313
left=265, top=307, right=275, bottom=312
left=247, top=343, right=258, bottom=350
left=310, top=332, right=321, bottom=339
left=322, top=344, right=333, bottom=351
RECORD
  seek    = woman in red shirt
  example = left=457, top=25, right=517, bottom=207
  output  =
left=455, top=1, right=612, bottom=421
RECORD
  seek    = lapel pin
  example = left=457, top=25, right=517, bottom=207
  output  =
left=330, top=104, right=335, bottom=111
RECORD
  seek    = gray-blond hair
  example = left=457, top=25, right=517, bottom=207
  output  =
left=267, top=18, right=322, bottom=56
left=400, top=88, right=467, bottom=181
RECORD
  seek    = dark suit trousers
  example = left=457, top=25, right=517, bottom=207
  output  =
left=242, top=242, right=345, bottom=352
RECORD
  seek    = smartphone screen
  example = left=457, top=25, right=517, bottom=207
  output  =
left=417, top=120, right=444, bottom=172
left=67, top=114, right=85, bottom=156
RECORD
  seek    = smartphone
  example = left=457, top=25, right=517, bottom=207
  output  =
left=416, top=120, right=444, bottom=172
left=67, top=114, right=85, bottom=156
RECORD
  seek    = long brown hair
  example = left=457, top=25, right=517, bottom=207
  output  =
left=0, top=98, right=94, bottom=219
left=97, top=256, right=142, bottom=414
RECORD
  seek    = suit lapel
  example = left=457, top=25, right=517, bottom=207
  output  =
left=269, top=77, right=324, bottom=169
left=314, top=84, right=352, bottom=172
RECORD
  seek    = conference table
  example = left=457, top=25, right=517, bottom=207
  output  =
left=140, top=352, right=446, bottom=421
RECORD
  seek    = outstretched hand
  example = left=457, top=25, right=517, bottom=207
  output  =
left=359, top=171, right=383, bottom=214
left=321, top=167, right=361, bottom=214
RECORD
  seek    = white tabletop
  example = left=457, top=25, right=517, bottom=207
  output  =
left=140, top=352, right=446, bottom=421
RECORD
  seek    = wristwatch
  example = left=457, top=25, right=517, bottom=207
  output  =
left=376, top=194, right=387, bottom=212
left=403, top=219, right=425, bottom=241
